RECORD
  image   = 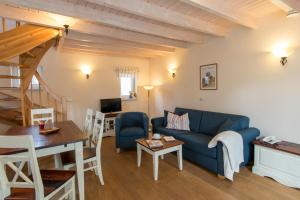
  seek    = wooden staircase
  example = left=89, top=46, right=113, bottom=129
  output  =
left=0, top=19, right=67, bottom=126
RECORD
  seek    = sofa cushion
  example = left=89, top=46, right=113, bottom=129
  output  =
left=156, top=127, right=216, bottom=158
left=199, top=111, right=249, bottom=136
left=174, top=108, right=203, bottom=132
left=217, top=119, right=240, bottom=133
left=166, top=112, right=190, bottom=131
left=119, top=127, right=145, bottom=137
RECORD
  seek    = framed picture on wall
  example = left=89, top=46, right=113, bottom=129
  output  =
left=200, top=63, right=218, bottom=90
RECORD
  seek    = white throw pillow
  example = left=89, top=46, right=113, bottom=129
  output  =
left=166, top=112, right=190, bottom=131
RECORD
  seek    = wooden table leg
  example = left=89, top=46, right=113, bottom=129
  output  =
left=153, top=153, right=159, bottom=181
left=177, top=146, right=183, bottom=171
left=75, top=142, right=84, bottom=200
left=137, top=144, right=142, bottom=167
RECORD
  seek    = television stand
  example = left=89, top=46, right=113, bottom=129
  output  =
left=103, top=112, right=121, bottom=137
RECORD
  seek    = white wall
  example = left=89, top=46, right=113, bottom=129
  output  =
left=40, top=49, right=150, bottom=128
left=149, top=14, right=300, bottom=143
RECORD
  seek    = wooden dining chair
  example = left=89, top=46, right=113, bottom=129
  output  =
left=83, top=108, right=93, bottom=138
left=31, top=108, right=62, bottom=169
left=61, top=111, right=105, bottom=186
left=0, top=135, right=76, bottom=200
left=31, top=108, right=55, bottom=126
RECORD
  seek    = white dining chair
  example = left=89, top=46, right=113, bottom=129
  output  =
left=83, top=108, right=93, bottom=138
left=0, top=135, right=76, bottom=200
left=61, top=111, right=105, bottom=185
left=31, top=108, right=62, bottom=168
left=31, top=108, right=55, bottom=126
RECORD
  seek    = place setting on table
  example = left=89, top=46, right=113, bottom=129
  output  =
left=37, top=119, right=60, bottom=135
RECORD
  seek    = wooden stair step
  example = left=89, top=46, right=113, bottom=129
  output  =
left=0, top=116, right=22, bottom=125
left=0, top=75, right=22, bottom=79
left=0, top=91, right=16, bottom=97
left=0, top=107, right=21, bottom=112
left=0, top=87, right=20, bottom=90
left=0, top=97, right=20, bottom=102
left=0, top=61, right=28, bottom=68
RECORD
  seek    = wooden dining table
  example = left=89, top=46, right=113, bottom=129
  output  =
left=0, top=120, right=88, bottom=200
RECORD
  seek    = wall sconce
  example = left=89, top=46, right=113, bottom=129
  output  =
left=64, top=24, right=69, bottom=35
left=81, top=65, right=92, bottom=79
left=168, top=68, right=176, bottom=78
left=287, top=10, right=299, bottom=18
left=272, top=44, right=292, bottom=66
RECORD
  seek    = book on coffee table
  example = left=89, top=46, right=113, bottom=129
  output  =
left=163, top=136, right=176, bottom=142
left=146, top=140, right=164, bottom=149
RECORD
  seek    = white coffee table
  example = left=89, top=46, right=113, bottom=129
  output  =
left=136, top=138, right=184, bottom=181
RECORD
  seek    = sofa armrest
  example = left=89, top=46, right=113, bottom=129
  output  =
left=151, top=117, right=164, bottom=132
left=142, top=113, right=149, bottom=136
left=237, top=128, right=260, bottom=143
left=217, top=127, right=260, bottom=176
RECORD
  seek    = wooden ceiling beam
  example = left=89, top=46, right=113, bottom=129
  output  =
left=85, top=0, right=228, bottom=36
left=271, top=0, right=300, bottom=12
left=67, top=32, right=176, bottom=53
left=61, top=47, right=156, bottom=59
left=0, top=4, right=188, bottom=49
left=179, top=0, right=256, bottom=28
left=63, top=42, right=167, bottom=57
left=2, top=0, right=204, bottom=42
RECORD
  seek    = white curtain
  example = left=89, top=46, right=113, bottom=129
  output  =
left=114, top=66, right=139, bottom=78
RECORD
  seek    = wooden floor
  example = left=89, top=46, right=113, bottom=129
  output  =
left=40, top=137, right=300, bottom=200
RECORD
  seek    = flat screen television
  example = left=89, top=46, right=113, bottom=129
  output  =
left=100, top=98, right=122, bottom=113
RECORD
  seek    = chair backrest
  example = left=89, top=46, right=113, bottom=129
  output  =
left=0, top=135, right=44, bottom=199
left=91, top=111, right=105, bottom=149
left=31, top=108, right=55, bottom=126
left=83, top=108, right=94, bottom=136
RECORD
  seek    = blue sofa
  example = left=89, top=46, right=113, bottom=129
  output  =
left=151, top=107, right=260, bottom=176
left=115, top=112, right=149, bottom=150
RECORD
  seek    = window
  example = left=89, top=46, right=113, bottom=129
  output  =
left=115, top=67, right=139, bottom=100
left=120, top=76, right=136, bottom=99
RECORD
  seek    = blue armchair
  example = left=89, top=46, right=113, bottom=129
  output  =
left=115, top=112, right=149, bottom=151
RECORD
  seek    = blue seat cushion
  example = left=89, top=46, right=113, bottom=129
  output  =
left=120, top=127, right=145, bottom=137
left=156, top=127, right=216, bottom=158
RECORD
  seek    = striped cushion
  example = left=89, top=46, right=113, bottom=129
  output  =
left=166, top=112, right=190, bottom=131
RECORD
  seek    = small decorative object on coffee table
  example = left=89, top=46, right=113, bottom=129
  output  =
left=136, top=136, right=184, bottom=181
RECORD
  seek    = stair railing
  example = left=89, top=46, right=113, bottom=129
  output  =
left=25, top=71, right=68, bottom=124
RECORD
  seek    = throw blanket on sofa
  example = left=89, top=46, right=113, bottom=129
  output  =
left=208, top=131, right=244, bottom=181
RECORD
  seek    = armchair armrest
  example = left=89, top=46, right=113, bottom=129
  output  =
left=142, top=113, right=149, bottom=136
left=115, top=114, right=122, bottom=134
left=151, top=117, right=164, bottom=133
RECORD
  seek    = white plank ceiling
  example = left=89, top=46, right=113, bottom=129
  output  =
left=0, top=0, right=297, bottom=58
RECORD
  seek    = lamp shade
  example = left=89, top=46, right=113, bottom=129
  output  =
left=143, top=85, right=154, bottom=90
